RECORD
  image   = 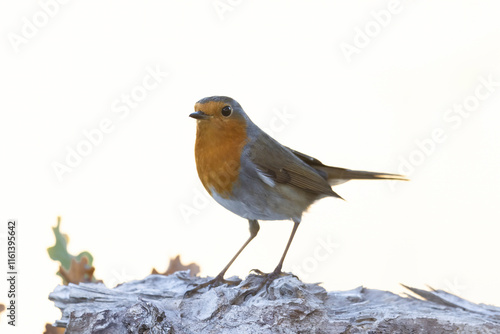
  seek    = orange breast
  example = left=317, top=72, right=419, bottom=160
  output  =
left=195, top=118, right=248, bottom=198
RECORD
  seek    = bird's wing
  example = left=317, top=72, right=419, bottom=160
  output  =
left=286, top=147, right=327, bottom=167
left=248, top=133, right=342, bottom=199
left=288, top=147, right=408, bottom=185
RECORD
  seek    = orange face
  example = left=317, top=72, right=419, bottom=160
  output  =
left=192, top=100, right=248, bottom=198
left=193, top=100, right=229, bottom=117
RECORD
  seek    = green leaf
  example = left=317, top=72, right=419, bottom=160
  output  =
left=47, top=217, right=94, bottom=270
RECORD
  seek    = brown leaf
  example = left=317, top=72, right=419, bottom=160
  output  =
left=152, top=255, right=200, bottom=277
left=44, top=323, right=65, bottom=334
left=0, top=303, right=4, bottom=314
left=59, top=256, right=102, bottom=285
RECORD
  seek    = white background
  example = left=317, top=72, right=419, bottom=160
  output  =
left=1, top=1, right=500, bottom=332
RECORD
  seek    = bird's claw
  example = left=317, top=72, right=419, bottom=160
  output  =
left=249, top=268, right=266, bottom=275
left=249, top=268, right=298, bottom=282
left=184, top=275, right=241, bottom=298
left=231, top=269, right=293, bottom=304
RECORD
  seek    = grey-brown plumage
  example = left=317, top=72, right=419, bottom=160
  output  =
left=187, top=96, right=408, bottom=297
left=289, top=147, right=408, bottom=186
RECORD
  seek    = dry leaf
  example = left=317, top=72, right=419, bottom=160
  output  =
left=152, top=255, right=200, bottom=277
left=44, top=323, right=65, bottom=334
left=59, top=256, right=102, bottom=285
left=48, top=217, right=96, bottom=284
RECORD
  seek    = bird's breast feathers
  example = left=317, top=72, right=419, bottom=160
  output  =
left=194, top=119, right=248, bottom=198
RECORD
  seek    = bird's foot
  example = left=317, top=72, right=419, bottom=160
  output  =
left=249, top=268, right=297, bottom=278
left=231, top=268, right=294, bottom=304
left=184, top=274, right=241, bottom=298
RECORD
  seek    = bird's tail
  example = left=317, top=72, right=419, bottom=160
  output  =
left=315, top=166, right=409, bottom=186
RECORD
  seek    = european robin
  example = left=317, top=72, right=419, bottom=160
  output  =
left=188, top=96, right=407, bottom=295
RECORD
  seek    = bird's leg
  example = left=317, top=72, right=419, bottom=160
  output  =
left=271, top=218, right=300, bottom=275
left=235, top=219, right=301, bottom=302
left=215, top=219, right=260, bottom=281
left=184, top=219, right=260, bottom=297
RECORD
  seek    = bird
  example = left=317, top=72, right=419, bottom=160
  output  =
left=187, top=96, right=407, bottom=296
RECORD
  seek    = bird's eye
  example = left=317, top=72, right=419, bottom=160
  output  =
left=221, top=106, right=232, bottom=117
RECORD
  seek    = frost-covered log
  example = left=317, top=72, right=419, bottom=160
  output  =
left=49, top=271, right=500, bottom=333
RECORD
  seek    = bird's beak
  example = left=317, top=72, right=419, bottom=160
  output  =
left=189, top=111, right=211, bottom=120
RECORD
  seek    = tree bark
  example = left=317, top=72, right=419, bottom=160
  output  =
left=49, top=271, right=500, bottom=333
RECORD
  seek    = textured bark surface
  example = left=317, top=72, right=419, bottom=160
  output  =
left=49, top=271, right=500, bottom=333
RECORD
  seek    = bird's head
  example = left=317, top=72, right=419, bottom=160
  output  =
left=190, top=96, right=249, bottom=132
left=190, top=96, right=251, bottom=196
